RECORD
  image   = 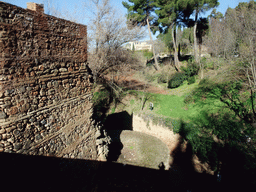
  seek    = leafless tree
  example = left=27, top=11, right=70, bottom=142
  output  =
left=203, top=18, right=223, bottom=69
left=84, top=0, right=146, bottom=82
left=212, top=2, right=256, bottom=122
left=237, top=5, right=256, bottom=93
left=203, top=17, right=235, bottom=76
left=41, top=0, right=82, bottom=22
left=154, top=39, right=168, bottom=56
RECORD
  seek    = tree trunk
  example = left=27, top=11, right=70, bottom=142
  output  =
left=146, top=17, right=159, bottom=71
left=178, top=43, right=181, bottom=58
left=199, top=43, right=203, bottom=79
left=171, top=24, right=180, bottom=71
left=194, top=11, right=199, bottom=63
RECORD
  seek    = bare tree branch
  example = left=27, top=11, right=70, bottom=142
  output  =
left=84, top=0, right=146, bottom=82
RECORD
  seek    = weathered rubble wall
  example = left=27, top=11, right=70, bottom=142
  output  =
left=0, top=2, right=97, bottom=160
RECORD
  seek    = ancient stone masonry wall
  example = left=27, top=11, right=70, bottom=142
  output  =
left=0, top=2, right=97, bottom=159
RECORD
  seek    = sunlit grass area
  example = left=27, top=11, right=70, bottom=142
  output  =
left=152, top=93, right=224, bottom=122
left=120, top=80, right=225, bottom=123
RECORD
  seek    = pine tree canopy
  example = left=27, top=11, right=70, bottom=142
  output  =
left=122, top=0, right=157, bottom=26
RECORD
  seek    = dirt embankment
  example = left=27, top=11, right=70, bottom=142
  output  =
left=132, top=115, right=214, bottom=175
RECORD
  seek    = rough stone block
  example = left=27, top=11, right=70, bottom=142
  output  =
left=9, top=106, right=18, bottom=115
left=0, top=111, right=7, bottom=119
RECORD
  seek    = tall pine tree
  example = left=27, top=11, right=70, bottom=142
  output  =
left=154, top=0, right=193, bottom=71
left=122, top=0, right=160, bottom=70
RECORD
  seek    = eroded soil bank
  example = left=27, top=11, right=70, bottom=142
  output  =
left=132, top=115, right=214, bottom=174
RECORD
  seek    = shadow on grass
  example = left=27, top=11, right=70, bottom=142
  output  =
left=170, top=134, right=217, bottom=192
left=172, top=116, right=256, bottom=192
left=90, top=80, right=255, bottom=191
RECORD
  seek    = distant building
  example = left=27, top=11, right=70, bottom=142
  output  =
left=125, top=41, right=153, bottom=52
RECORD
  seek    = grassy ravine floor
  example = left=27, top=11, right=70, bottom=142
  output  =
left=111, top=79, right=224, bottom=125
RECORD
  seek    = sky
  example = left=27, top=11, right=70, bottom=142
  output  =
left=2, top=0, right=252, bottom=40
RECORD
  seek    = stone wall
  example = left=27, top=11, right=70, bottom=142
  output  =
left=0, top=2, right=97, bottom=159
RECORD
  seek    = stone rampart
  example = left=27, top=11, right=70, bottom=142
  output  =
left=0, top=2, right=97, bottom=159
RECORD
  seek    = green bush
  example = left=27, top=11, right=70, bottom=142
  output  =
left=184, top=94, right=195, bottom=104
left=91, top=89, right=111, bottom=123
left=92, top=89, right=110, bottom=105
left=181, top=62, right=199, bottom=79
left=142, top=50, right=153, bottom=59
left=168, top=72, right=186, bottom=89
left=199, top=77, right=210, bottom=85
left=188, top=76, right=196, bottom=85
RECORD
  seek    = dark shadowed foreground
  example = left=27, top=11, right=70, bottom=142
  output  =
left=1, top=150, right=225, bottom=192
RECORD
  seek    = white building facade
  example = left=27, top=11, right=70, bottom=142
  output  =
left=126, top=41, right=153, bottom=51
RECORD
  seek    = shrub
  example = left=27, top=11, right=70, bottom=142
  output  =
left=144, top=72, right=158, bottom=82
left=168, top=72, right=186, bottom=88
left=142, top=50, right=153, bottom=59
left=181, top=62, right=199, bottom=79
left=91, top=89, right=111, bottom=123
left=92, top=89, right=110, bottom=105
left=199, top=77, right=210, bottom=85
left=184, top=94, right=195, bottom=104
left=146, top=61, right=154, bottom=67
left=188, top=76, right=196, bottom=85
left=157, top=73, right=169, bottom=83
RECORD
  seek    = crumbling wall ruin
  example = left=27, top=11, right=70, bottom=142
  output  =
left=0, top=2, right=97, bottom=159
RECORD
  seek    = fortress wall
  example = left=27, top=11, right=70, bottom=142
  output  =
left=0, top=2, right=97, bottom=159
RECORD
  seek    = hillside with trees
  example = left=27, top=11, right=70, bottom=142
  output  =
left=39, top=0, right=256, bottom=190
left=88, top=0, right=256, bottom=190
left=2, top=0, right=255, bottom=191
left=42, top=0, right=256, bottom=190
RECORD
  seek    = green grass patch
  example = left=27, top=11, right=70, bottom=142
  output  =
left=122, top=83, right=225, bottom=122
left=111, top=107, right=116, bottom=114
left=145, top=92, right=225, bottom=122
left=168, top=79, right=199, bottom=96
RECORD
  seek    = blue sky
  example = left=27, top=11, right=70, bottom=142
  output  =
left=2, top=0, right=252, bottom=40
